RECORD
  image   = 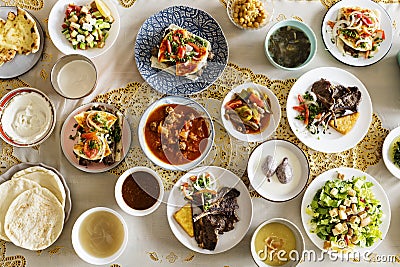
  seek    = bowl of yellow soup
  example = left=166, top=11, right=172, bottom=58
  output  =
left=71, top=207, right=128, bottom=265
left=250, top=218, right=304, bottom=267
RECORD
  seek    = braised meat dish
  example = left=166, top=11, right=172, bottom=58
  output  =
left=192, top=187, right=240, bottom=251
left=144, top=104, right=210, bottom=165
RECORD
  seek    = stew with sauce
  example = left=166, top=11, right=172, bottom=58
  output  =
left=144, top=104, right=210, bottom=165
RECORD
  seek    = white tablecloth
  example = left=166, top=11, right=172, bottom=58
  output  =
left=1, top=0, right=400, bottom=266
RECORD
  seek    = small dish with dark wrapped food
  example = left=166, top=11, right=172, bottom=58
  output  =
left=61, top=102, right=132, bottom=173
left=221, top=82, right=281, bottom=142
left=138, top=96, right=214, bottom=171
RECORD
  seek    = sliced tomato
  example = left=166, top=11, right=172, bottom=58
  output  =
left=81, top=131, right=98, bottom=140
left=249, top=93, right=265, bottom=108
left=187, top=42, right=200, bottom=52
left=304, top=104, right=310, bottom=125
left=293, top=105, right=305, bottom=112
left=177, top=46, right=186, bottom=59
left=166, top=40, right=172, bottom=53
left=83, top=140, right=99, bottom=159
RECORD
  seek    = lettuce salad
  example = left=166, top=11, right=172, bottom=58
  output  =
left=306, top=173, right=383, bottom=250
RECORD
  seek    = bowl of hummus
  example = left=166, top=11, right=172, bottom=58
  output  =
left=0, top=87, right=56, bottom=147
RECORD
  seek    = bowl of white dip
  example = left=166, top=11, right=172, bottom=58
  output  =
left=51, top=54, right=97, bottom=99
left=0, top=88, right=56, bottom=147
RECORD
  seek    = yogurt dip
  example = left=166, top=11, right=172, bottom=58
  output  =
left=1, top=91, right=54, bottom=145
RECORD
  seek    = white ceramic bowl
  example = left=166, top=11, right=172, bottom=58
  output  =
left=0, top=87, right=56, bottom=147
left=221, top=82, right=281, bottom=142
left=71, top=207, right=128, bottom=265
left=264, top=19, right=317, bottom=71
left=48, top=0, right=120, bottom=58
left=382, top=126, right=400, bottom=179
left=138, top=96, right=215, bottom=171
left=51, top=54, right=97, bottom=99
left=227, top=0, right=274, bottom=30
left=115, top=167, right=164, bottom=216
left=251, top=218, right=305, bottom=267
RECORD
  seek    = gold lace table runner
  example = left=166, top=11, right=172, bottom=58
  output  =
left=93, top=62, right=389, bottom=196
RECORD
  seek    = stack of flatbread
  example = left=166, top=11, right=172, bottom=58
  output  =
left=0, top=166, right=65, bottom=251
left=0, top=7, right=40, bottom=66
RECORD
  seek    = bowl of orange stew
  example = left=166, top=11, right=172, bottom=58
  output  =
left=138, top=96, right=215, bottom=171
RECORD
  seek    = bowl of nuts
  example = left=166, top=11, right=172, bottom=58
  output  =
left=227, top=0, right=273, bottom=30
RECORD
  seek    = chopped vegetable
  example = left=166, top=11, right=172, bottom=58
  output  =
left=306, top=173, right=383, bottom=250
left=61, top=1, right=113, bottom=50
left=224, top=87, right=273, bottom=134
left=180, top=172, right=217, bottom=211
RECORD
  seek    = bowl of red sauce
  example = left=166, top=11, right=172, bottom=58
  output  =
left=115, top=167, right=164, bottom=216
left=138, top=96, right=215, bottom=171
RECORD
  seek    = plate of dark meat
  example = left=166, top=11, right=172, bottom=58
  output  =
left=167, top=166, right=252, bottom=254
left=286, top=67, right=372, bottom=153
left=61, top=102, right=131, bottom=173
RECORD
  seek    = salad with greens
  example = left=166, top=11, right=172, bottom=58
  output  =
left=306, top=173, right=383, bottom=250
left=61, top=1, right=114, bottom=50
left=180, top=172, right=218, bottom=211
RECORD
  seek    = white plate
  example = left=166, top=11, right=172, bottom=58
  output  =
left=301, top=167, right=390, bottom=255
left=382, top=126, right=400, bottom=179
left=247, top=139, right=309, bottom=202
left=321, top=0, right=393, bottom=66
left=0, top=162, right=72, bottom=223
left=221, top=82, right=281, bottom=142
left=0, top=7, right=45, bottom=79
left=286, top=67, right=372, bottom=153
left=167, top=166, right=253, bottom=254
left=60, top=102, right=131, bottom=173
left=48, top=0, right=120, bottom=58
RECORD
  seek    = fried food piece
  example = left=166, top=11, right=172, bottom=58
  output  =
left=173, top=203, right=194, bottom=237
left=329, top=112, right=360, bottom=135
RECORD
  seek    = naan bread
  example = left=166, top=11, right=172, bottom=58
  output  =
left=11, top=166, right=66, bottom=208
left=0, top=178, right=39, bottom=241
left=0, top=7, right=40, bottom=60
left=4, top=187, right=64, bottom=251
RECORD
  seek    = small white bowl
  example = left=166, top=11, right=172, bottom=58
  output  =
left=382, top=126, right=400, bottom=179
left=115, top=167, right=164, bottom=216
left=71, top=207, right=128, bottom=265
left=0, top=87, right=56, bottom=147
left=264, top=19, right=317, bottom=71
left=221, top=82, right=281, bottom=142
left=251, top=218, right=305, bottom=267
left=51, top=54, right=97, bottom=99
left=227, top=0, right=274, bottom=30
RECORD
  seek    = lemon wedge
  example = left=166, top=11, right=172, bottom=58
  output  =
left=95, top=0, right=112, bottom=20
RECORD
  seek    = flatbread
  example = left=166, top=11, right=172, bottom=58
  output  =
left=151, top=24, right=211, bottom=80
left=0, top=8, right=40, bottom=54
left=11, top=166, right=66, bottom=208
left=0, top=178, right=39, bottom=241
left=329, top=112, right=360, bottom=135
left=4, top=187, right=64, bottom=251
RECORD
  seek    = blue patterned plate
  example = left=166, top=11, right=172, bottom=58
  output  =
left=135, top=6, right=228, bottom=95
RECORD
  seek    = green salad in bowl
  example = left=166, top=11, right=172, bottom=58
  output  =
left=301, top=168, right=390, bottom=254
